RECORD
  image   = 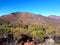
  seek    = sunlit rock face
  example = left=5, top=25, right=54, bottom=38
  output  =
left=44, top=37, right=55, bottom=45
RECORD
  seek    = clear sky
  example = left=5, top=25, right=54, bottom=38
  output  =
left=0, top=0, right=60, bottom=16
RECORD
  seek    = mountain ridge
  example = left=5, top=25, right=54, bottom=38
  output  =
left=0, top=12, right=60, bottom=26
left=48, top=15, right=60, bottom=19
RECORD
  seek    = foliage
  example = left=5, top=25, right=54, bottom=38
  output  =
left=0, top=20, right=60, bottom=45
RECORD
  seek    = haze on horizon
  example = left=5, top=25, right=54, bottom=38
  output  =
left=0, top=0, right=60, bottom=16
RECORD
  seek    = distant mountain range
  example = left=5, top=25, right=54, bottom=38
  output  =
left=0, top=12, right=60, bottom=26
left=48, top=15, right=60, bottom=19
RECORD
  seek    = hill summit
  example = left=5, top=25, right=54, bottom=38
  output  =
left=0, top=12, right=60, bottom=26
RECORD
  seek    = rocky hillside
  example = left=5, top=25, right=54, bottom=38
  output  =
left=0, top=12, right=60, bottom=26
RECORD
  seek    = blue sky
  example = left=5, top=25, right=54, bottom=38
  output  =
left=0, top=0, right=60, bottom=16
